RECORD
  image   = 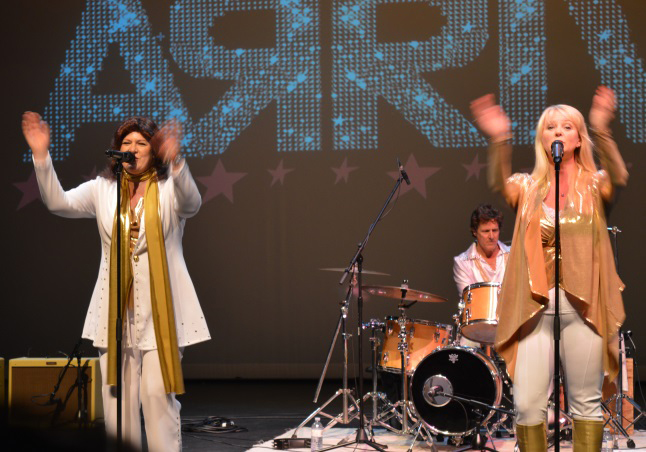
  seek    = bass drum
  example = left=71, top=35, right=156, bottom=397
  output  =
left=409, top=346, right=503, bottom=437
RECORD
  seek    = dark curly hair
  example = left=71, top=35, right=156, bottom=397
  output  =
left=470, top=204, right=504, bottom=237
left=99, top=117, right=169, bottom=180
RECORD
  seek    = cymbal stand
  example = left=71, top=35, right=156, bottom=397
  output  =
left=361, top=319, right=390, bottom=420
left=601, top=331, right=641, bottom=449
left=368, top=297, right=425, bottom=436
left=394, top=290, right=415, bottom=434
left=291, top=272, right=361, bottom=438
left=601, top=226, right=641, bottom=449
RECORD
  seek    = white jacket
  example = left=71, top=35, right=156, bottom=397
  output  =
left=34, top=155, right=211, bottom=350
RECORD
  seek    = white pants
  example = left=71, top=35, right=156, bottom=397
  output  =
left=98, top=314, right=182, bottom=452
left=514, top=290, right=604, bottom=426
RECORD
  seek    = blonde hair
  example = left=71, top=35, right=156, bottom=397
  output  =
left=531, top=105, right=596, bottom=186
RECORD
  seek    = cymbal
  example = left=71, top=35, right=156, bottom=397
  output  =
left=320, top=267, right=390, bottom=276
left=362, top=285, right=447, bottom=303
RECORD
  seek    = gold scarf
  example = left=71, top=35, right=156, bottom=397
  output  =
left=108, top=167, right=185, bottom=395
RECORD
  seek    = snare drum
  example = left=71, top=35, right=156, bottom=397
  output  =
left=459, top=282, right=500, bottom=344
left=379, top=317, right=452, bottom=374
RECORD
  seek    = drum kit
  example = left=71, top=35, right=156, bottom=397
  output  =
left=293, top=274, right=516, bottom=450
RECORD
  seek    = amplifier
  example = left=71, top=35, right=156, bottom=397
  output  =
left=8, top=357, right=103, bottom=428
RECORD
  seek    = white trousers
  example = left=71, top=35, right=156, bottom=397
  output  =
left=513, top=290, right=604, bottom=426
left=98, top=314, right=182, bottom=452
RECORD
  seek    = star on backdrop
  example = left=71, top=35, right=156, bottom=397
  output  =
left=331, top=157, right=358, bottom=184
left=387, top=154, right=440, bottom=199
left=197, top=159, right=247, bottom=204
left=268, top=159, right=294, bottom=186
left=14, top=171, right=41, bottom=210
left=462, top=154, right=488, bottom=181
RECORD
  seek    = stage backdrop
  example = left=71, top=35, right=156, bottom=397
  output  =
left=3, top=0, right=645, bottom=379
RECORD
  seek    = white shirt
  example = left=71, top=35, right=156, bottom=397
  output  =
left=34, top=155, right=211, bottom=350
left=452, top=241, right=510, bottom=297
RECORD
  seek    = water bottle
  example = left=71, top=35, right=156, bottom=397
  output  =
left=311, top=416, right=323, bottom=451
left=602, top=428, right=613, bottom=452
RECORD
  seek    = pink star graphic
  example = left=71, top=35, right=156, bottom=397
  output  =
left=197, top=159, right=246, bottom=204
left=83, top=166, right=98, bottom=181
left=462, top=154, right=488, bottom=181
left=268, top=159, right=294, bottom=187
left=387, top=154, right=440, bottom=199
left=14, top=170, right=41, bottom=210
left=331, top=157, right=359, bottom=184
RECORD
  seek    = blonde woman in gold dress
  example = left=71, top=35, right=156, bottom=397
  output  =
left=470, top=86, right=628, bottom=451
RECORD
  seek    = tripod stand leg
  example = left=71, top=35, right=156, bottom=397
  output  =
left=292, top=389, right=358, bottom=438
left=601, top=400, right=637, bottom=448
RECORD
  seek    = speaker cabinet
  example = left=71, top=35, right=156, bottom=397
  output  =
left=8, top=357, right=103, bottom=427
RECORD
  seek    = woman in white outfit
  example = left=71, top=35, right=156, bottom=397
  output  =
left=470, top=86, right=627, bottom=451
left=22, top=112, right=211, bottom=452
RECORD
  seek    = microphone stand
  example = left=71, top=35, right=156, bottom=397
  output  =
left=320, top=171, right=405, bottom=452
left=552, top=153, right=562, bottom=452
left=115, top=159, right=124, bottom=447
left=436, top=391, right=514, bottom=452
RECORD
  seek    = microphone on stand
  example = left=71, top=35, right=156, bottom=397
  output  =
left=427, top=385, right=443, bottom=397
left=105, top=150, right=135, bottom=163
left=551, top=140, right=564, bottom=164
left=396, top=157, right=411, bottom=185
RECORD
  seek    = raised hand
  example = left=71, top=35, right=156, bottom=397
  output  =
left=589, top=85, right=616, bottom=132
left=22, top=112, right=50, bottom=161
left=470, top=94, right=512, bottom=140
left=152, top=119, right=182, bottom=164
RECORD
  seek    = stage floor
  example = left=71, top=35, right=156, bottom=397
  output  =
left=179, top=380, right=646, bottom=452
left=4, top=379, right=646, bottom=450
left=259, top=427, right=646, bottom=451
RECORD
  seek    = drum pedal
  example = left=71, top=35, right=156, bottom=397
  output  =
left=273, top=438, right=311, bottom=449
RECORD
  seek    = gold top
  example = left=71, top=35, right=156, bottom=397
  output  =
left=540, top=203, right=560, bottom=290
left=489, top=128, right=628, bottom=382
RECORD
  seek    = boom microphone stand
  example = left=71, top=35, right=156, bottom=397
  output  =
left=319, top=160, right=408, bottom=452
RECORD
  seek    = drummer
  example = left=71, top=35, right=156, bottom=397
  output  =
left=453, top=204, right=509, bottom=346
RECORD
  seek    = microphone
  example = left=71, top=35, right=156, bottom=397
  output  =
left=105, top=150, right=135, bottom=163
left=551, top=140, right=564, bottom=164
left=396, top=157, right=411, bottom=185
left=427, top=385, right=443, bottom=396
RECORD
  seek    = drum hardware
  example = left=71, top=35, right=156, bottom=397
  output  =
left=316, top=161, right=409, bottom=452
left=361, top=319, right=411, bottom=440
left=409, top=346, right=512, bottom=439
left=600, top=330, right=640, bottom=449
left=365, top=280, right=447, bottom=450
left=432, top=391, right=513, bottom=452
left=292, top=270, right=362, bottom=438
left=459, top=282, right=501, bottom=344
left=320, top=266, right=390, bottom=276
left=363, top=319, right=387, bottom=422
left=363, top=284, right=448, bottom=304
